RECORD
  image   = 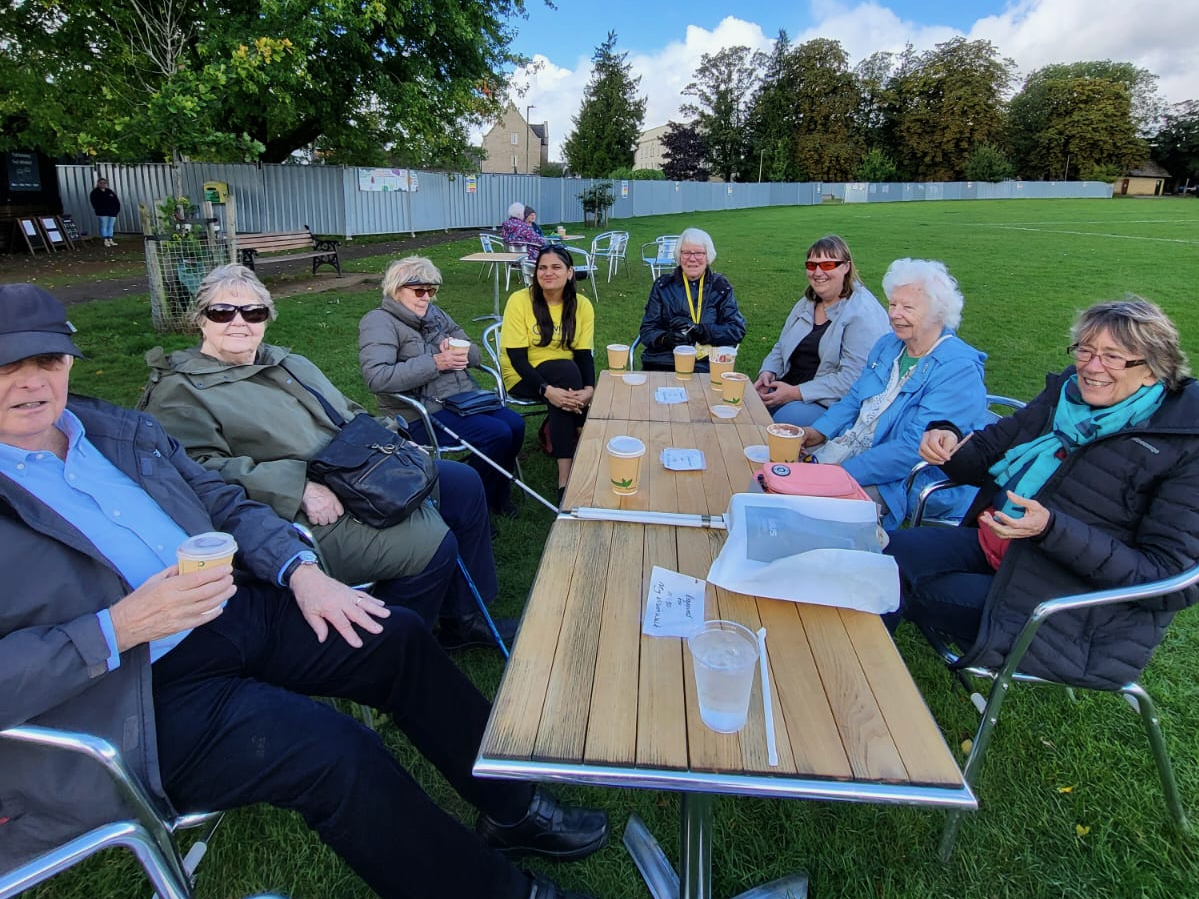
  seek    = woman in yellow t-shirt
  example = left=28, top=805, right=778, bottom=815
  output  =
left=500, top=244, right=596, bottom=501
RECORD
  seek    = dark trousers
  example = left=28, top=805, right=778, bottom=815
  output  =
left=152, top=583, right=533, bottom=899
left=512, top=359, right=587, bottom=460
left=406, top=408, right=525, bottom=512
left=430, top=459, right=497, bottom=618
left=883, top=525, right=994, bottom=646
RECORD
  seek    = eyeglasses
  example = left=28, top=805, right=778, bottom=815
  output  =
left=1067, top=344, right=1147, bottom=370
left=202, top=303, right=271, bottom=324
left=679, top=250, right=708, bottom=259
left=805, top=260, right=847, bottom=272
left=404, top=285, right=439, bottom=298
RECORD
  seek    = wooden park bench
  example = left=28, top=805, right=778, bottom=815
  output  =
left=235, top=226, right=342, bottom=275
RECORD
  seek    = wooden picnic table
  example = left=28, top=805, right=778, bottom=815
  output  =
left=476, top=408, right=974, bottom=899
left=588, top=370, right=775, bottom=426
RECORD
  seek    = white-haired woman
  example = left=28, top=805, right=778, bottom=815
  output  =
left=799, top=258, right=989, bottom=528
left=500, top=201, right=544, bottom=260
left=638, top=227, right=747, bottom=372
left=885, top=299, right=1199, bottom=689
left=359, top=256, right=525, bottom=517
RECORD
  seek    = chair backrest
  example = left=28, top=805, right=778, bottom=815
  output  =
left=479, top=233, right=502, bottom=253
left=656, top=235, right=679, bottom=260
left=629, top=334, right=642, bottom=370
left=520, top=258, right=536, bottom=287
left=482, top=321, right=543, bottom=411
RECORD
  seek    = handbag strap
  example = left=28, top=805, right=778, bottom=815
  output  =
left=279, top=362, right=348, bottom=428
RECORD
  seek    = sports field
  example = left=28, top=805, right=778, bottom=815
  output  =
left=36, top=198, right=1199, bottom=899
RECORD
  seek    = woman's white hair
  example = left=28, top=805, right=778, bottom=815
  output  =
left=881, top=258, right=964, bottom=330
left=507, top=201, right=526, bottom=219
left=674, top=227, right=717, bottom=265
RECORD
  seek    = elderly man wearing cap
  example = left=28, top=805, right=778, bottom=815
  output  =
left=0, top=283, right=608, bottom=899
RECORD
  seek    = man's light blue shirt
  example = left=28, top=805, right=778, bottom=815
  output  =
left=0, top=411, right=193, bottom=667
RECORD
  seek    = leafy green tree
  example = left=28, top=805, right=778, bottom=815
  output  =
left=0, top=0, right=525, bottom=167
left=562, top=32, right=647, bottom=178
left=888, top=38, right=1014, bottom=181
left=853, top=51, right=897, bottom=159
left=964, top=143, right=1014, bottom=182
left=745, top=31, right=798, bottom=182
left=661, top=121, right=709, bottom=181
left=681, top=45, right=765, bottom=181
left=537, top=161, right=567, bottom=178
left=1013, top=77, right=1145, bottom=180
left=605, top=167, right=665, bottom=180
left=782, top=39, right=861, bottom=181
left=1152, top=101, right=1199, bottom=186
left=1009, top=62, right=1159, bottom=178
left=854, top=148, right=898, bottom=182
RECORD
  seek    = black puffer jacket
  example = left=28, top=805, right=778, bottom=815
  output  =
left=941, top=368, right=1199, bottom=688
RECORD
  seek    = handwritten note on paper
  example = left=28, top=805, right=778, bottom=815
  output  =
left=655, top=387, right=688, bottom=405
left=642, top=566, right=706, bottom=638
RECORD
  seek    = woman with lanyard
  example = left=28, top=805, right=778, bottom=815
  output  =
left=637, top=227, right=746, bottom=372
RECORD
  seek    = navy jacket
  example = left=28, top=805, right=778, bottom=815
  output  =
left=638, top=268, right=746, bottom=370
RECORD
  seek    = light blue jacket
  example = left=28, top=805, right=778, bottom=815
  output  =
left=812, top=331, right=989, bottom=528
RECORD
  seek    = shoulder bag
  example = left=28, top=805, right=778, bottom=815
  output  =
left=284, top=364, right=439, bottom=528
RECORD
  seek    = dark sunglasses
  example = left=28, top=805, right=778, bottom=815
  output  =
left=404, top=284, right=439, bottom=298
left=202, top=303, right=271, bottom=324
left=805, top=260, right=847, bottom=272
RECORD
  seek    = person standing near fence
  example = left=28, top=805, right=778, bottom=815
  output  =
left=89, top=176, right=121, bottom=247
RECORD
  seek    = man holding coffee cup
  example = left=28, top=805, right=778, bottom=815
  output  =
left=0, top=284, right=608, bottom=899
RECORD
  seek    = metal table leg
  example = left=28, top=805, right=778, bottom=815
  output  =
left=624, top=813, right=680, bottom=899
left=680, top=793, right=714, bottom=899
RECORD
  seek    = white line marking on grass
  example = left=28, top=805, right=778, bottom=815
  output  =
left=974, top=225, right=1199, bottom=245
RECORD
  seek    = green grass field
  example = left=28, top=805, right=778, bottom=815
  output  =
left=25, top=198, right=1199, bottom=899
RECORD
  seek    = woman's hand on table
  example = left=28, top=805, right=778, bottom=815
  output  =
left=919, top=429, right=970, bottom=464
left=978, top=492, right=1051, bottom=539
left=301, top=480, right=345, bottom=526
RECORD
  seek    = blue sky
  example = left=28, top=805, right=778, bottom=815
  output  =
left=490, top=0, right=1196, bottom=162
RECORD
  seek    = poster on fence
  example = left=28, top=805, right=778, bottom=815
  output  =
left=621, top=180, right=629, bottom=198
left=466, top=175, right=478, bottom=194
left=357, top=168, right=418, bottom=192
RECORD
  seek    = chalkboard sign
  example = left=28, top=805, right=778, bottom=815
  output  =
left=15, top=217, right=49, bottom=254
left=7, top=152, right=40, bottom=191
left=61, top=213, right=88, bottom=244
left=39, top=216, right=73, bottom=251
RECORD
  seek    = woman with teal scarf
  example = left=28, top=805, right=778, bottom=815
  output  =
left=884, top=299, right=1199, bottom=689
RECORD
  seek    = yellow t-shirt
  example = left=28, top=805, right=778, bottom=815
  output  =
left=499, top=288, right=595, bottom=390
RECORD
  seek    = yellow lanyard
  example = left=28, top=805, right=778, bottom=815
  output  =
left=683, top=274, right=704, bottom=324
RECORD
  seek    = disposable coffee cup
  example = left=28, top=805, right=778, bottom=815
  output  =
left=720, top=371, right=749, bottom=406
left=766, top=423, right=804, bottom=463
left=673, top=345, right=697, bottom=380
left=688, top=620, right=759, bottom=733
left=447, top=337, right=471, bottom=351
left=177, top=532, right=238, bottom=574
left=606, top=435, right=646, bottom=496
left=607, top=343, right=630, bottom=371
left=709, top=347, right=737, bottom=390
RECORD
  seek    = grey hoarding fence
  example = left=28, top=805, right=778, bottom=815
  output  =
left=57, top=164, right=1113, bottom=242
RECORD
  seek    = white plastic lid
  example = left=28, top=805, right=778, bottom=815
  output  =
left=607, top=435, right=646, bottom=457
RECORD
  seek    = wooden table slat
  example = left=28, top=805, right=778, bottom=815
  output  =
left=796, top=604, right=908, bottom=782
left=588, top=370, right=773, bottom=425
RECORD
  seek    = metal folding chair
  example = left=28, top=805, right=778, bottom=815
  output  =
left=590, top=230, right=630, bottom=281
left=481, top=321, right=547, bottom=419
left=640, top=235, right=679, bottom=279
left=561, top=245, right=599, bottom=301
left=0, top=727, right=282, bottom=899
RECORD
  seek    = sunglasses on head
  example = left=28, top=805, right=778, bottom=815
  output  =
left=805, top=260, right=847, bottom=272
left=404, top=284, right=439, bottom=298
left=202, top=303, right=271, bottom=324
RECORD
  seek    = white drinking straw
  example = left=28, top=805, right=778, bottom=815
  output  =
left=567, top=507, right=727, bottom=529
left=757, top=626, right=779, bottom=767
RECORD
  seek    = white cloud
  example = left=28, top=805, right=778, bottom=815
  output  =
left=479, top=1, right=1198, bottom=163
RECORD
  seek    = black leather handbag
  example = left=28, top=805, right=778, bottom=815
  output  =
left=284, top=365, right=439, bottom=529
left=440, top=389, right=504, bottom=416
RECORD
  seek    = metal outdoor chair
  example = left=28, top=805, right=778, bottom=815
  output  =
left=0, top=726, right=284, bottom=899
left=482, top=321, right=547, bottom=419
left=640, top=235, right=679, bottom=279
left=923, top=568, right=1195, bottom=860
left=590, top=230, right=630, bottom=282
left=560, top=245, right=599, bottom=301
left=629, top=334, right=642, bottom=370
left=476, top=233, right=502, bottom=281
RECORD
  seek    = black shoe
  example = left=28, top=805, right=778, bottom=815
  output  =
left=477, top=786, right=609, bottom=861
left=527, top=873, right=599, bottom=899
left=437, top=611, right=518, bottom=652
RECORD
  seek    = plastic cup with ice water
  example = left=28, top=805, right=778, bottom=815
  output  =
left=687, top=620, right=759, bottom=733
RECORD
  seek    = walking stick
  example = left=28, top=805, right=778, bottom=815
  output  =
left=429, top=417, right=560, bottom=514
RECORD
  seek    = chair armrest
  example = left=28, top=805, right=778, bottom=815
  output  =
left=997, top=562, right=1199, bottom=686
left=386, top=393, right=438, bottom=451
left=0, top=726, right=177, bottom=839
